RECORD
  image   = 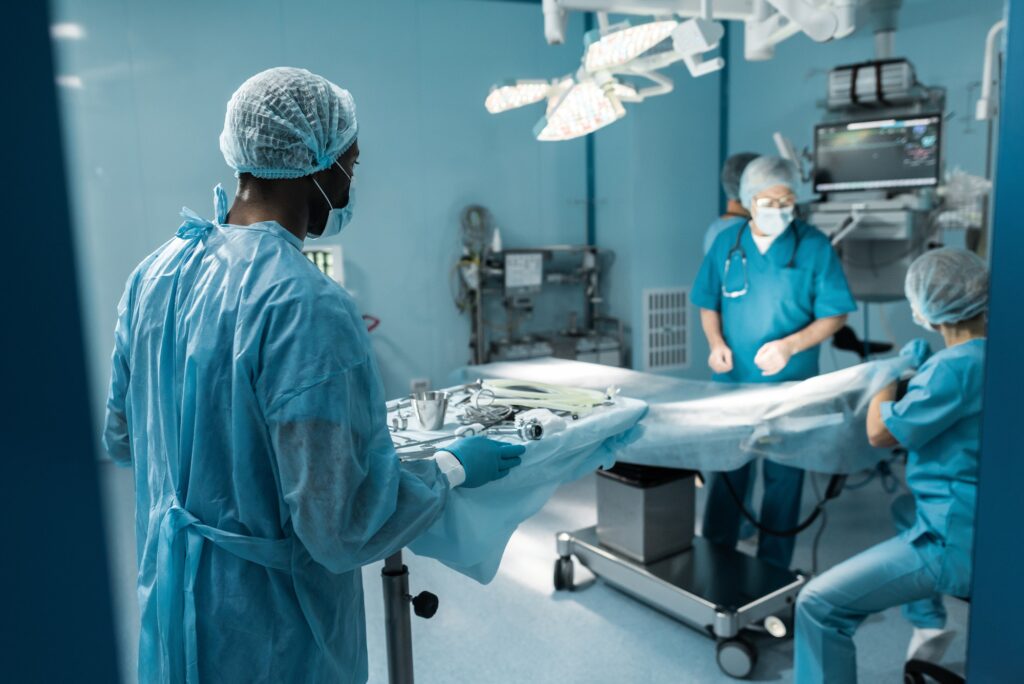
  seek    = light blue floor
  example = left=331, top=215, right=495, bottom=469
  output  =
left=100, top=461, right=969, bottom=683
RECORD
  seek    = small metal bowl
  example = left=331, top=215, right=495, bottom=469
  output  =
left=411, top=391, right=450, bottom=431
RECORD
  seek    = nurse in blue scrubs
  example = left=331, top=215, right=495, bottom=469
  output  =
left=692, top=156, right=857, bottom=569
left=794, top=248, right=988, bottom=683
left=703, top=152, right=760, bottom=254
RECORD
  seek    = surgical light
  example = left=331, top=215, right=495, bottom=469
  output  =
left=485, top=80, right=551, bottom=114
left=533, top=80, right=625, bottom=142
left=583, top=20, right=678, bottom=73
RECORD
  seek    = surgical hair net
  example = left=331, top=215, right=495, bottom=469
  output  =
left=739, top=155, right=799, bottom=208
left=220, top=67, right=358, bottom=179
left=721, top=152, right=760, bottom=201
left=905, top=248, right=988, bottom=325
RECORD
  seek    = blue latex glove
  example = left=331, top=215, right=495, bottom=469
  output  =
left=443, top=436, right=525, bottom=488
left=899, top=338, right=933, bottom=369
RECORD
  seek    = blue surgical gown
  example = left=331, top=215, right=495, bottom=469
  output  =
left=880, top=338, right=985, bottom=596
left=691, top=220, right=857, bottom=384
left=103, top=189, right=449, bottom=683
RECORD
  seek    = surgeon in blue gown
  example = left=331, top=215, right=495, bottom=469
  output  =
left=794, top=248, right=988, bottom=683
left=692, top=156, right=856, bottom=569
left=703, top=151, right=759, bottom=255
left=103, top=67, right=522, bottom=684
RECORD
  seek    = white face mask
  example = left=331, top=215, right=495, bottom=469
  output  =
left=310, top=161, right=355, bottom=239
left=753, top=206, right=794, bottom=237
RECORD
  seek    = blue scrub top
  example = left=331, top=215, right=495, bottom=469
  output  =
left=703, top=214, right=747, bottom=255
left=881, top=338, right=985, bottom=595
left=691, top=219, right=856, bottom=383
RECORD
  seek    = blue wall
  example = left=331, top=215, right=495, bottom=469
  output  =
left=52, top=0, right=589, bottom=431
left=55, top=0, right=1009, bottom=416
left=725, top=0, right=1006, bottom=370
left=594, top=69, right=722, bottom=376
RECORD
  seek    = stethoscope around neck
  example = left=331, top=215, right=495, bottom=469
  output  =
left=721, top=221, right=801, bottom=299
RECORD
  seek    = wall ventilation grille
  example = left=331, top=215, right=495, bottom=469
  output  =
left=642, top=287, right=689, bottom=371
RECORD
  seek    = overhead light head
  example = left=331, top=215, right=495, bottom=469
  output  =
left=533, top=80, right=625, bottom=142
left=485, top=79, right=552, bottom=114
left=583, top=20, right=678, bottom=73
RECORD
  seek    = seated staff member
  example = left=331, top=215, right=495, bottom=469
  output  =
left=794, top=248, right=988, bottom=684
left=692, top=156, right=856, bottom=569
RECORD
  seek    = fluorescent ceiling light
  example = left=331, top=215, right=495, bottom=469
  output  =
left=56, top=75, right=84, bottom=89
left=583, top=20, right=678, bottom=73
left=485, top=80, right=551, bottom=114
left=51, top=23, right=86, bottom=40
left=533, top=81, right=625, bottom=142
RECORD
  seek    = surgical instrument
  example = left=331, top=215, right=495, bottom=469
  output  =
left=455, top=419, right=545, bottom=442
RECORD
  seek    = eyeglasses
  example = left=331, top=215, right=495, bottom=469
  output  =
left=753, top=195, right=796, bottom=209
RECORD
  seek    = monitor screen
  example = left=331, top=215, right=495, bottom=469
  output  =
left=813, top=116, right=941, bottom=192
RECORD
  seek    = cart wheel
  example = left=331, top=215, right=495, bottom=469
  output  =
left=553, top=556, right=574, bottom=591
left=716, top=637, right=757, bottom=679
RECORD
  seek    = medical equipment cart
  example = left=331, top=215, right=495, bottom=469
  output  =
left=381, top=550, right=439, bottom=684
left=553, top=465, right=807, bottom=679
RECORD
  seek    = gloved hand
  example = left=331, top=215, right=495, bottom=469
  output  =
left=755, top=339, right=795, bottom=376
left=899, top=338, right=932, bottom=369
left=708, top=343, right=734, bottom=374
left=443, top=436, right=525, bottom=488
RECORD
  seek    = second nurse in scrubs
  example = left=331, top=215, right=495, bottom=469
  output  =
left=691, top=155, right=857, bottom=569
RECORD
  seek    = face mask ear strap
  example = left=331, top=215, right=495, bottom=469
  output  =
left=335, top=160, right=352, bottom=181
left=311, top=176, right=333, bottom=209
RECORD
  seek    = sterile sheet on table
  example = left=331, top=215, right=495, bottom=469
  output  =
left=406, top=397, right=647, bottom=583
left=451, top=355, right=916, bottom=475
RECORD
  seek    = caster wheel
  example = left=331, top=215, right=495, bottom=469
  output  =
left=717, top=637, right=757, bottom=679
left=553, top=556, right=574, bottom=591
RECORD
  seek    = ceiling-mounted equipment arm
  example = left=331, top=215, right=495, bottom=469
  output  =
left=976, top=19, right=1007, bottom=121
left=541, top=0, right=857, bottom=68
left=763, top=0, right=839, bottom=42
left=623, top=68, right=676, bottom=98
left=543, top=0, right=570, bottom=44
left=542, top=0, right=759, bottom=23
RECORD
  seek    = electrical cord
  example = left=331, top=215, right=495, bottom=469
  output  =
left=811, top=508, right=828, bottom=575
left=843, top=454, right=902, bottom=492
left=720, top=469, right=846, bottom=538
left=806, top=455, right=905, bottom=575
left=809, top=473, right=829, bottom=575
